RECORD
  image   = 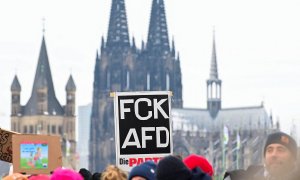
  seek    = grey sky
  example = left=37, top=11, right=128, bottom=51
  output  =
left=0, top=0, right=300, bottom=139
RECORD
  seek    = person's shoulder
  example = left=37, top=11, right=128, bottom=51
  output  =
left=223, top=169, right=246, bottom=180
left=223, top=165, right=264, bottom=180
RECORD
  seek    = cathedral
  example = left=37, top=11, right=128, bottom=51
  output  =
left=89, top=0, right=182, bottom=171
left=89, top=0, right=277, bottom=174
left=10, top=36, right=77, bottom=169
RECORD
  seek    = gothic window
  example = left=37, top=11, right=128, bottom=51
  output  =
left=24, top=126, right=27, bottom=133
left=52, top=125, right=56, bottom=134
left=126, top=71, right=130, bottom=89
left=38, top=92, right=46, bottom=102
left=67, top=94, right=73, bottom=103
left=59, top=126, right=63, bottom=135
left=212, top=82, right=216, bottom=98
left=29, top=125, right=34, bottom=133
left=147, top=73, right=150, bottom=90
left=106, top=71, right=110, bottom=89
left=166, top=73, right=170, bottom=90
left=47, top=125, right=50, bottom=134
left=12, top=95, right=19, bottom=103
left=12, top=123, right=15, bottom=131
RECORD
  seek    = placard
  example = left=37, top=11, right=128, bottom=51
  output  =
left=114, top=91, right=172, bottom=171
left=12, top=134, right=62, bottom=174
left=0, top=128, right=19, bottom=162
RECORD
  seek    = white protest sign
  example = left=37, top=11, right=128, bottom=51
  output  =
left=114, top=91, right=172, bottom=172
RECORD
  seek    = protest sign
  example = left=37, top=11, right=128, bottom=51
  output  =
left=0, top=128, right=19, bottom=162
left=114, top=91, right=172, bottom=171
left=12, top=134, right=62, bottom=174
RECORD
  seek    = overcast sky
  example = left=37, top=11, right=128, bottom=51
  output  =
left=0, top=0, right=300, bottom=140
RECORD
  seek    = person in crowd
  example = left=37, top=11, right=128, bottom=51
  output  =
left=100, top=165, right=127, bottom=180
left=28, top=174, right=50, bottom=180
left=2, top=173, right=28, bottom=180
left=128, top=161, right=157, bottom=180
left=51, top=168, right=83, bottom=180
left=92, top=172, right=101, bottom=180
left=183, top=154, right=214, bottom=178
left=156, top=155, right=212, bottom=180
left=79, top=168, right=92, bottom=180
left=224, top=131, right=298, bottom=180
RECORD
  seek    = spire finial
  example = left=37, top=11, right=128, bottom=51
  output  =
left=42, top=17, right=46, bottom=34
left=209, top=27, right=219, bottom=80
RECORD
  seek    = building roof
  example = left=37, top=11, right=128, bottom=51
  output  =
left=11, top=75, right=21, bottom=92
left=66, top=75, right=76, bottom=91
left=23, top=36, right=64, bottom=116
left=172, top=105, right=272, bottom=132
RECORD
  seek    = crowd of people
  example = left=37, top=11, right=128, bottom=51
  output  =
left=2, top=131, right=299, bottom=180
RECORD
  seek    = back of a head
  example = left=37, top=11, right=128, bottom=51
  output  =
left=128, top=161, right=157, bottom=180
left=101, top=165, right=127, bottom=180
left=3, top=173, right=28, bottom=180
left=51, top=168, right=83, bottom=180
left=156, top=155, right=192, bottom=180
left=79, top=168, right=92, bottom=180
left=28, top=174, right=50, bottom=180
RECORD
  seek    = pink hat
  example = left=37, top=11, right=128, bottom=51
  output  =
left=50, top=168, right=83, bottom=180
left=183, top=154, right=214, bottom=177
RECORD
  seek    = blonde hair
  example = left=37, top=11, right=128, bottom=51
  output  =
left=100, top=165, right=127, bottom=180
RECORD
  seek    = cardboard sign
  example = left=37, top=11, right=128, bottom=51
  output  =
left=114, top=91, right=173, bottom=171
left=0, top=128, right=19, bottom=162
left=12, top=134, right=62, bottom=174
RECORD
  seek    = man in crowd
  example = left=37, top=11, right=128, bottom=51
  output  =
left=224, top=131, right=298, bottom=180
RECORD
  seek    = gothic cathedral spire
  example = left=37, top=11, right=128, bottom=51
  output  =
left=106, top=0, right=130, bottom=49
left=207, top=29, right=222, bottom=118
left=146, top=0, right=170, bottom=53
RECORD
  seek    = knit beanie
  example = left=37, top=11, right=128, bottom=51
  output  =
left=264, top=132, right=297, bottom=159
left=79, top=168, right=92, bottom=180
left=156, top=155, right=192, bottom=180
left=92, top=172, right=101, bottom=180
left=183, top=154, right=214, bottom=177
left=51, top=168, right=83, bottom=180
left=128, top=161, right=157, bottom=180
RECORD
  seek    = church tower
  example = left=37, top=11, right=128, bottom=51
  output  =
left=10, top=35, right=77, bottom=169
left=89, top=0, right=183, bottom=171
left=11, top=75, right=21, bottom=117
left=207, top=31, right=222, bottom=118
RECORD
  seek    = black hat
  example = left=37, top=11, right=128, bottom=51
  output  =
left=156, top=155, right=192, bottom=180
left=79, top=168, right=92, bottom=180
left=264, top=132, right=297, bottom=158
